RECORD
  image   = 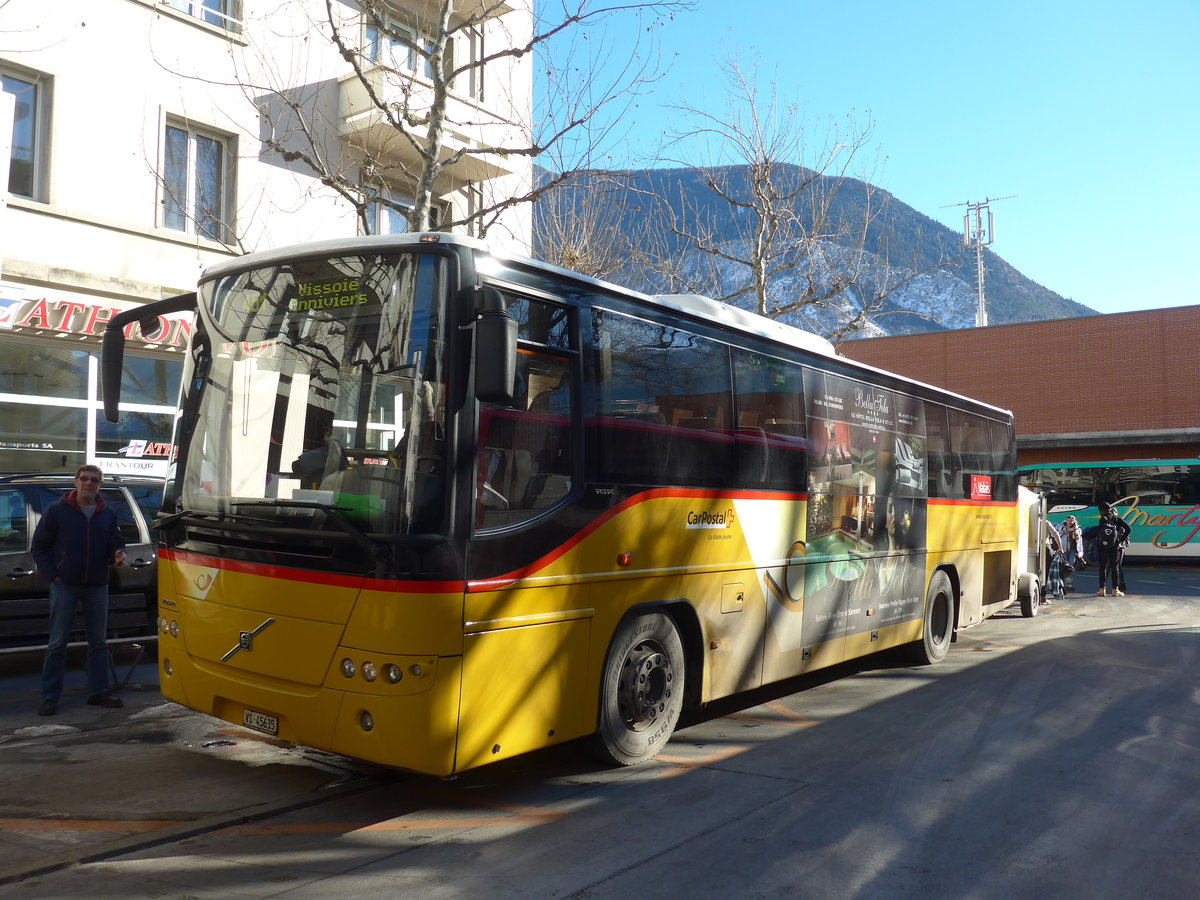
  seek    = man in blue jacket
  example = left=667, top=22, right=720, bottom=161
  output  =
left=32, top=464, right=127, bottom=716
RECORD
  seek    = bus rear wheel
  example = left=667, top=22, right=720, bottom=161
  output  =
left=910, top=570, right=955, bottom=665
left=1018, top=572, right=1041, bottom=618
left=591, top=612, right=685, bottom=766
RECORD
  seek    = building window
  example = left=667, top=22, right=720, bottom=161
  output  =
left=162, top=121, right=232, bottom=243
left=463, top=26, right=485, bottom=101
left=365, top=187, right=413, bottom=235
left=364, top=185, right=442, bottom=235
left=161, top=0, right=244, bottom=33
left=1, top=68, right=47, bottom=200
left=366, top=17, right=436, bottom=78
left=362, top=14, right=451, bottom=82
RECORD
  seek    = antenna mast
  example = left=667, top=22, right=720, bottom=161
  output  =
left=942, top=195, right=1016, bottom=327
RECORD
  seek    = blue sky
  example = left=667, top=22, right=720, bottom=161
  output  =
left=582, top=0, right=1199, bottom=315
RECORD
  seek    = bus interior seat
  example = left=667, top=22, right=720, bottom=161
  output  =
left=319, top=462, right=404, bottom=530
left=737, top=426, right=769, bottom=484
left=479, top=447, right=533, bottom=521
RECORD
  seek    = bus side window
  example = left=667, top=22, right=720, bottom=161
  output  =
left=923, top=403, right=948, bottom=499
left=947, top=408, right=988, bottom=501
left=476, top=295, right=575, bottom=531
left=989, top=420, right=1016, bottom=501
left=732, top=349, right=806, bottom=491
left=592, top=311, right=734, bottom=488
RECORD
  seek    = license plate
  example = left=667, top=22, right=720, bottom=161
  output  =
left=242, top=708, right=279, bottom=735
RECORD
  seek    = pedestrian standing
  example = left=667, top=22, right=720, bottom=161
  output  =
left=1059, top=515, right=1084, bottom=591
left=1045, top=521, right=1065, bottom=603
left=1089, top=501, right=1131, bottom=597
left=31, top=464, right=127, bottom=716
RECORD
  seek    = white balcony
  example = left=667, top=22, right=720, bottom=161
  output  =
left=337, top=66, right=526, bottom=189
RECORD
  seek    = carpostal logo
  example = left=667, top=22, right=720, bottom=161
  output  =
left=686, top=508, right=736, bottom=530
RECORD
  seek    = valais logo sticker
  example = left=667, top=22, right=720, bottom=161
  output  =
left=970, top=474, right=993, bottom=501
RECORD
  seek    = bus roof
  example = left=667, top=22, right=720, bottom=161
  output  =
left=202, top=233, right=1012, bottom=420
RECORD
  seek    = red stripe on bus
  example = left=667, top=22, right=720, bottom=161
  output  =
left=927, top=497, right=1017, bottom=508
left=466, top=488, right=808, bottom=592
left=163, top=489, right=812, bottom=594
left=158, top=548, right=464, bottom=594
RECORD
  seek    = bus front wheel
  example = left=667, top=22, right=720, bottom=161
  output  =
left=910, top=570, right=955, bottom=665
left=591, top=612, right=685, bottom=766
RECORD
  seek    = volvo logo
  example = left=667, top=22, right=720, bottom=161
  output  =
left=221, top=617, right=276, bottom=662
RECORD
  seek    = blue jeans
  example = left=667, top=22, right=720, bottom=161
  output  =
left=41, top=581, right=111, bottom=700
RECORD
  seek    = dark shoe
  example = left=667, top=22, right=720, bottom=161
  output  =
left=38, top=699, right=57, bottom=716
left=87, top=693, right=123, bottom=709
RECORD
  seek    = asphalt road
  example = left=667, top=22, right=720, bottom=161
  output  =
left=2, top=563, right=1199, bottom=898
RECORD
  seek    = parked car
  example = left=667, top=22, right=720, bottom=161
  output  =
left=0, top=473, right=162, bottom=650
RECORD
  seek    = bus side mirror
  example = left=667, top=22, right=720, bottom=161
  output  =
left=474, top=287, right=517, bottom=405
left=101, top=292, right=197, bottom=422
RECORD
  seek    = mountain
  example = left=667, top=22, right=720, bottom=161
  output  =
left=531, top=165, right=1095, bottom=339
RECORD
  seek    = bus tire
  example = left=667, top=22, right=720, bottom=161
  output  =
left=591, top=612, right=685, bottom=767
left=1018, top=572, right=1040, bottom=618
left=910, top=570, right=955, bottom=665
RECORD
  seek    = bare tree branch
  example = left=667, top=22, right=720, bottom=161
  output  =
left=621, top=56, right=950, bottom=341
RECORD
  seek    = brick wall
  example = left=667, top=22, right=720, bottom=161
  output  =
left=838, top=305, right=1200, bottom=465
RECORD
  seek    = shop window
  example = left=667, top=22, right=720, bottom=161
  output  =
left=0, top=406, right=86, bottom=473
left=0, top=342, right=88, bottom=400
left=121, top=354, right=183, bottom=407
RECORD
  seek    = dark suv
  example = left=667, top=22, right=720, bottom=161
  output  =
left=0, top=473, right=162, bottom=649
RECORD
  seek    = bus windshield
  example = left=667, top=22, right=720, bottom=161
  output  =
left=174, top=250, right=448, bottom=537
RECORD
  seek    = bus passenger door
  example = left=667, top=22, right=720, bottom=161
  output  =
left=460, top=292, right=592, bottom=769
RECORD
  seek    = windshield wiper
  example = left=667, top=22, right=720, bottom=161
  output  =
left=229, top=500, right=381, bottom=557
left=153, top=508, right=219, bottom=530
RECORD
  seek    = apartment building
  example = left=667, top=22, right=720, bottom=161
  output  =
left=0, top=0, right=533, bottom=475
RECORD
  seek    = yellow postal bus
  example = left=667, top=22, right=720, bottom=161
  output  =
left=103, top=234, right=1026, bottom=775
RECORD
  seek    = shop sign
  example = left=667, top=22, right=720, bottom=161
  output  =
left=96, top=456, right=169, bottom=478
left=0, top=281, right=191, bottom=348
